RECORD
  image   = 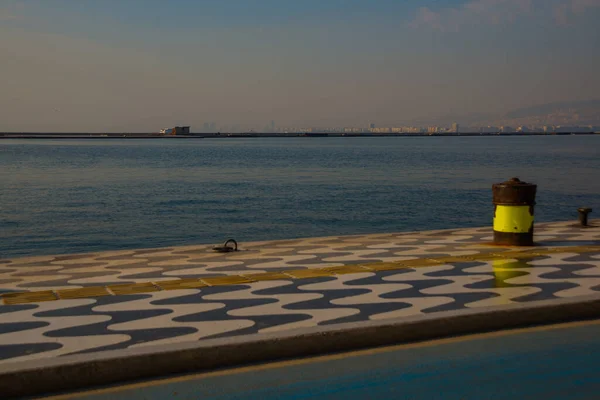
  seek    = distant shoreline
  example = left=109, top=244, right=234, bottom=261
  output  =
left=0, top=132, right=598, bottom=139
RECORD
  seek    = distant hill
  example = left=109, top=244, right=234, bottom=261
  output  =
left=406, top=112, right=495, bottom=127
left=505, top=99, right=600, bottom=119
left=403, top=99, right=600, bottom=129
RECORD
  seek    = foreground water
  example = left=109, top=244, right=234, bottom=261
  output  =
left=1, top=136, right=599, bottom=258
left=64, top=322, right=600, bottom=400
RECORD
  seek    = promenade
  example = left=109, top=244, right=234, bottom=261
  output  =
left=1, top=219, right=599, bottom=397
left=1, top=219, right=599, bottom=362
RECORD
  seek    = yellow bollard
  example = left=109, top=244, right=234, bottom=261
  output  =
left=492, top=177, right=537, bottom=246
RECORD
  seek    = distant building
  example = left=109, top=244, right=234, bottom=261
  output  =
left=480, top=126, right=499, bottom=133
left=371, top=127, right=391, bottom=133
left=451, top=122, right=459, bottom=133
left=402, top=126, right=421, bottom=133
left=202, top=122, right=210, bottom=132
left=554, top=126, right=594, bottom=133
left=170, top=126, right=190, bottom=135
left=369, top=123, right=375, bottom=129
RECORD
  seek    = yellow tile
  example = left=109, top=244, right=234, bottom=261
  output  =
left=573, top=247, right=597, bottom=253
left=57, top=287, right=111, bottom=299
left=533, top=248, right=566, bottom=254
left=2, top=290, right=55, bottom=299
left=366, top=263, right=406, bottom=272
left=471, top=253, right=505, bottom=261
left=241, top=272, right=291, bottom=281
left=511, top=251, right=551, bottom=257
left=493, top=251, right=540, bottom=259
left=430, top=256, right=476, bottom=263
left=542, top=247, right=582, bottom=254
left=502, top=248, right=539, bottom=253
left=285, top=269, right=334, bottom=279
left=321, top=265, right=372, bottom=275
left=562, top=246, right=593, bottom=253
left=544, top=246, right=594, bottom=253
left=109, top=282, right=159, bottom=295
left=201, top=275, right=254, bottom=286
left=403, top=259, right=444, bottom=267
left=2, top=291, right=31, bottom=299
left=2, top=291, right=57, bottom=305
left=157, top=279, right=207, bottom=290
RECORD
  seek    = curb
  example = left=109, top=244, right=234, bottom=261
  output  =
left=3, top=294, right=600, bottom=398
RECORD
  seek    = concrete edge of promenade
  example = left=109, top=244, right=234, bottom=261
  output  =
left=3, top=294, right=600, bottom=398
left=3, top=219, right=598, bottom=262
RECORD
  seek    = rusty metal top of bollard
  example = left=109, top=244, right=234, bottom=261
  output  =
left=498, top=177, right=532, bottom=186
left=492, top=177, right=537, bottom=206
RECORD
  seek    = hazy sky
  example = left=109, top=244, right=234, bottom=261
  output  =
left=1, top=0, right=599, bottom=132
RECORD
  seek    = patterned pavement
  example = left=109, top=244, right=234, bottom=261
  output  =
left=0, top=220, right=599, bottom=365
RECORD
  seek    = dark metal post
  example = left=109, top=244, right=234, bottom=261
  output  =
left=578, top=208, right=592, bottom=227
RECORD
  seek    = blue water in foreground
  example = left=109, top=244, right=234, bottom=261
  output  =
left=68, top=322, right=600, bottom=400
left=1, top=136, right=599, bottom=257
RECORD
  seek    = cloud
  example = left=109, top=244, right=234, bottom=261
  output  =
left=410, top=0, right=599, bottom=31
left=410, top=0, right=533, bottom=31
left=410, top=7, right=445, bottom=31
left=571, top=0, right=600, bottom=13
left=554, top=0, right=600, bottom=25
left=0, top=1, right=21, bottom=21
left=0, top=11, right=17, bottom=21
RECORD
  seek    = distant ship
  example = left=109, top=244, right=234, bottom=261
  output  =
left=300, top=133, right=328, bottom=137
left=227, top=133, right=258, bottom=137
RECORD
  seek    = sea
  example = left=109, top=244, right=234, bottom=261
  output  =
left=1, top=136, right=599, bottom=258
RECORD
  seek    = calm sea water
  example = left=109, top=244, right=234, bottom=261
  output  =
left=1, top=136, right=599, bottom=258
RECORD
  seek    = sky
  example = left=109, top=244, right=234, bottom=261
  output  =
left=1, top=0, right=599, bottom=132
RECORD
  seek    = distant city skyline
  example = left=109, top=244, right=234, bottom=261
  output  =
left=1, top=0, right=600, bottom=132
left=120, top=98, right=600, bottom=133
left=116, top=117, right=600, bottom=134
